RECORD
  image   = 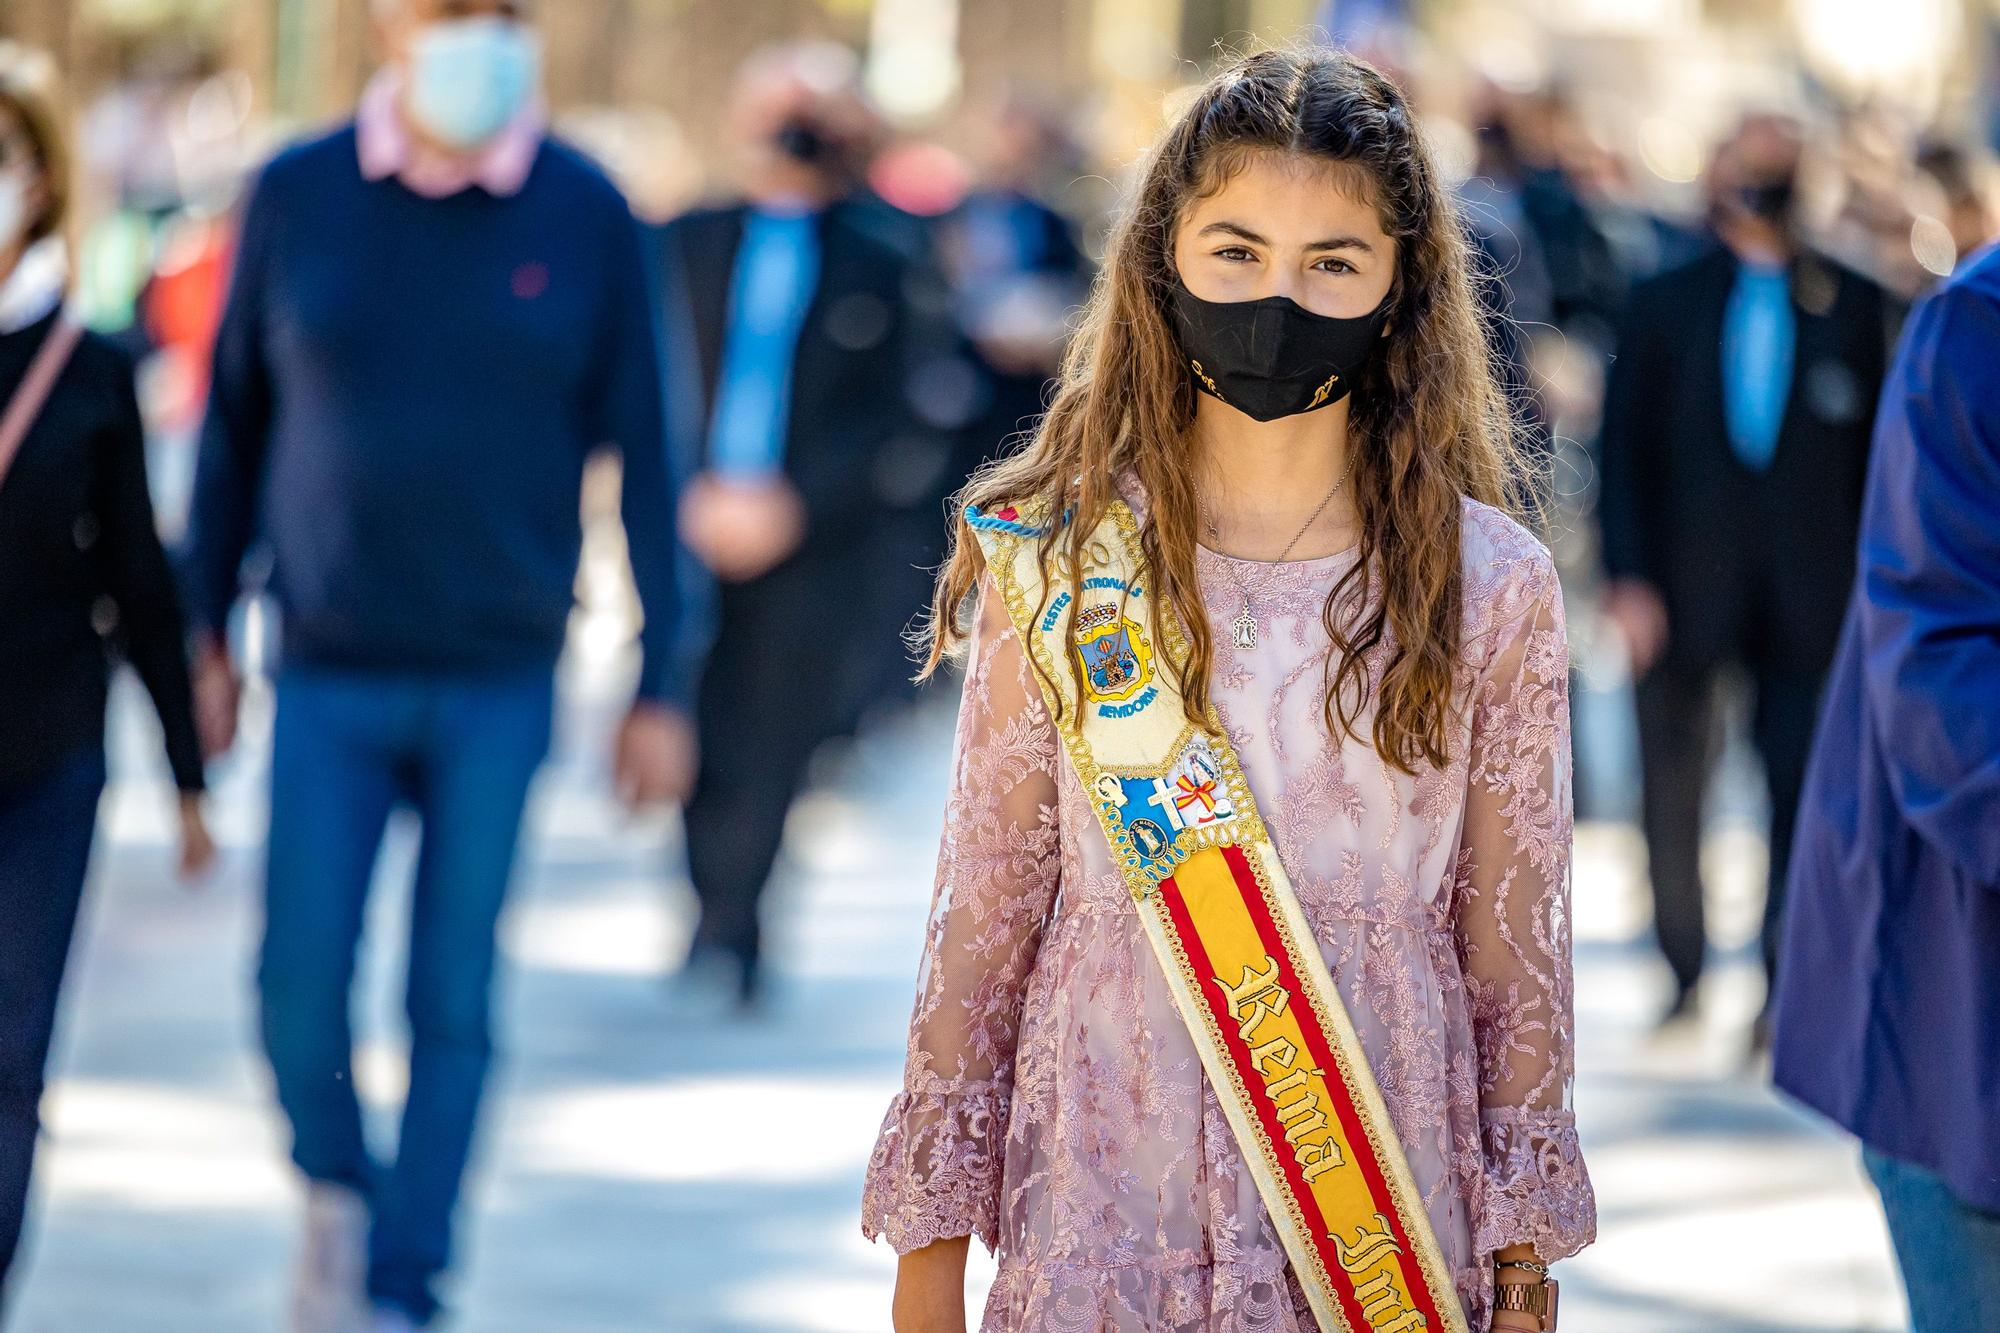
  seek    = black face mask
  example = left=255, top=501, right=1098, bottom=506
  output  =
left=1734, top=174, right=1796, bottom=224
left=773, top=119, right=833, bottom=166
left=1169, top=279, right=1393, bottom=422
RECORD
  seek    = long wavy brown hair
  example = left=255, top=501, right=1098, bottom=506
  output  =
left=921, top=47, right=1532, bottom=773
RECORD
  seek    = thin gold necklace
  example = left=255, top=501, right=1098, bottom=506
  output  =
left=1201, top=456, right=1355, bottom=650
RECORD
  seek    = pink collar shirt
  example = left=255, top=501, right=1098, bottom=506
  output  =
left=355, top=68, right=546, bottom=200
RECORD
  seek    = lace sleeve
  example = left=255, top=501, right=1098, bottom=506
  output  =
left=1453, top=550, right=1598, bottom=1263
left=861, top=572, right=1063, bottom=1254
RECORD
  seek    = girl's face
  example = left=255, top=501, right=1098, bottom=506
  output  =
left=1172, top=149, right=1396, bottom=318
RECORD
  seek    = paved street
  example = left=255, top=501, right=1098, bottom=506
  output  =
left=5, top=651, right=1907, bottom=1332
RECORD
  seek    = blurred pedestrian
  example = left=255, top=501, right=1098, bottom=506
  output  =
left=1461, top=101, right=1556, bottom=339
left=179, top=1, right=693, bottom=1327
left=1502, top=91, right=1625, bottom=342
left=1457, top=105, right=1555, bottom=485
left=1771, top=241, right=2000, bottom=1331
left=885, top=96, right=1091, bottom=728
left=0, top=46, right=213, bottom=1304
left=660, top=43, right=921, bottom=1008
left=1597, top=113, right=1892, bottom=1041
left=867, top=49, right=1592, bottom=1332
left=938, top=92, right=1089, bottom=474
left=846, top=131, right=979, bottom=729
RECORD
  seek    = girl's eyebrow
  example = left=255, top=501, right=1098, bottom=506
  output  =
left=1198, top=221, right=1269, bottom=245
left=1197, top=221, right=1374, bottom=254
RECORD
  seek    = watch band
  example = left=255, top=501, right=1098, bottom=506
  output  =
left=1493, top=1275, right=1559, bottom=1329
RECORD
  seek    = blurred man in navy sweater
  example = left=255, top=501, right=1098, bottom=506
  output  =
left=1773, top=243, right=2000, bottom=1330
left=180, top=1, right=691, bottom=1326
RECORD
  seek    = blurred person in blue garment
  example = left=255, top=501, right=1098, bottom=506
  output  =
left=660, top=44, right=922, bottom=1010
left=1507, top=88, right=1627, bottom=353
left=1597, top=113, right=1893, bottom=1044
left=179, top=1, right=693, bottom=1326
left=1771, top=242, right=2000, bottom=1332
left=936, top=92, right=1089, bottom=477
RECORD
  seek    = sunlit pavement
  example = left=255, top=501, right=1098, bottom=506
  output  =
left=9, top=651, right=1906, bottom=1332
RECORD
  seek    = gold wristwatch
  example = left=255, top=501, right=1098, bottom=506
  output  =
left=1494, top=1261, right=1558, bottom=1330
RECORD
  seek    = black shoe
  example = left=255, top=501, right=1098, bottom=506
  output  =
left=1736, top=1004, right=1776, bottom=1078
left=1657, top=983, right=1699, bottom=1030
left=734, top=951, right=769, bottom=1013
left=665, top=942, right=740, bottom=1014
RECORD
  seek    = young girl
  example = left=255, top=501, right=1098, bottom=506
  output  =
left=863, top=48, right=1594, bottom=1332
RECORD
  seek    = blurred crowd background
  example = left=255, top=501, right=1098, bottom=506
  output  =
left=20, top=0, right=2000, bottom=413
left=20, top=0, right=2000, bottom=779
left=3, top=0, right=1998, bottom=1328
left=17, top=0, right=2000, bottom=690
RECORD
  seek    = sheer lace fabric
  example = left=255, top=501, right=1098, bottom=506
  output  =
left=863, top=498, right=1596, bottom=1329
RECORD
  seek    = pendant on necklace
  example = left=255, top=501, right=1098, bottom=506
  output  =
left=1232, top=603, right=1258, bottom=650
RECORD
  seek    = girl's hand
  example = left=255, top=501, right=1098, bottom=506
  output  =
left=892, top=1235, right=970, bottom=1333
left=177, top=793, right=217, bottom=882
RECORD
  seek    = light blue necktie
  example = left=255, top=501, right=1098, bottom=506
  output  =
left=1721, top=260, right=1795, bottom=472
left=707, top=208, right=821, bottom=477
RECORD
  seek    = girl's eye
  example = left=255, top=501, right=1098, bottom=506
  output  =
left=1313, top=257, right=1356, bottom=274
left=1214, top=246, right=1256, bottom=263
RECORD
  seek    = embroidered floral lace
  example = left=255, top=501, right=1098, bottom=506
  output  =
left=862, top=498, right=1596, bottom=1329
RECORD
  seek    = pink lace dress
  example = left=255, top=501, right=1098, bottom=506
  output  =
left=862, top=497, right=1596, bottom=1330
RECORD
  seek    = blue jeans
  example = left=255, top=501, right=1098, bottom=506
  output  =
left=0, top=746, right=105, bottom=1291
left=1865, top=1147, right=2000, bottom=1332
left=260, top=665, right=553, bottom=1324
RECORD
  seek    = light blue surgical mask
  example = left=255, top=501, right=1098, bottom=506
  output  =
left=403, top=17, right=541, bottom=151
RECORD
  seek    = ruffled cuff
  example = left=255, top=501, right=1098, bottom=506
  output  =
left=1471, top=1108, right=1597, bottom=1262
left=860, top=1079, right=1010, bottom=1255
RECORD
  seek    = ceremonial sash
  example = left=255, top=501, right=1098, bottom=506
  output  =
left=967, top=498, right=1468, bottom=1333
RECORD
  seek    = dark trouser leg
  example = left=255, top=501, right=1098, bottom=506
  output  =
left=0, top=747, right=104, bottom=1290
left=683, top=657, right=820, bottom=978
left=1634, top=664, right=1716, bottom=999
left=368, top=670, right=552, bottom=1324
left=683, top=574, right=837, bottom=980
left=682, top=756, right=811, bottom=977
left=259, top=670, right=406, bottom=1201
left=1751, top=666, right=1824, bottom=991
left=1865, top=1147, right=2000, bottom=1333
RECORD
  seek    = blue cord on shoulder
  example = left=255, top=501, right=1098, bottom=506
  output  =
left=965, top=503, right=1072, bottom=538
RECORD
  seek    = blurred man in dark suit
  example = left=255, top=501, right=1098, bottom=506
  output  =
left=658, top=44, right=920, bottom=1007
left=1598, top=113, right=1892, bottom=1039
